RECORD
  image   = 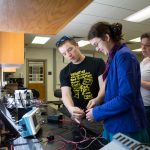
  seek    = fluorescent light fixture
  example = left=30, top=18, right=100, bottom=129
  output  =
left=124, top=5, right=150, bottom=22
left=32, top=36, right=50, bottom=44
left=0, top=64, right=22, bottom=68
left=132, top=48, right=142, bottom=52
left=130, top=37, right=140, bottom=42
left=3, top=67, right=16, bottom=72
left=78, top=40, right=90, bottom=47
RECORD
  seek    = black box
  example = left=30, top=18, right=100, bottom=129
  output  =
left=47, top=114, right=63, bottom=123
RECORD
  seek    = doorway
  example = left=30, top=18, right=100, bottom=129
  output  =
left=27, top=59, right=47, bottom=101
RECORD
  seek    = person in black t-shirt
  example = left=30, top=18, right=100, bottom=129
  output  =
left=56, top=36, right=105, bottom=123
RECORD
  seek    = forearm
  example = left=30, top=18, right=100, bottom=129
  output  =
left=61, top=87, right=75, bottom=113
left=62, top=95, right=74, bottom=111
left=94, top=88, right=104, bottom=105
left=141, top=80, right=150, bottom=90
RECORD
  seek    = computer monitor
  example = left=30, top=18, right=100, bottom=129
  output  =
left=0, top=101, right=20, bottom=137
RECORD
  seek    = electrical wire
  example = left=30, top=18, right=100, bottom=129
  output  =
left=40, top=118, right=106, bottom=149
left=80, top=127, right=87, bottom=140
left=41, top=124, right=103, bottom=149
left=55, top=141, right=66, bottom=150
left=77, top=137, right=100, bottom=149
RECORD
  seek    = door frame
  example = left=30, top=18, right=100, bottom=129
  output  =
left=26, top=59, right=47, bottom=100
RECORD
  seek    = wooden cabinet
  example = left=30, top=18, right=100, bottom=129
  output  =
left=0, top=32, right=24, bottom=65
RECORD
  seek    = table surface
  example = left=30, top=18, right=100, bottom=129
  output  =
left=13, top=105, right=106, bottom=150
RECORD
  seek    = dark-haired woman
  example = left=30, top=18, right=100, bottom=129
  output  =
left=86, top=22, right=149, bottom=143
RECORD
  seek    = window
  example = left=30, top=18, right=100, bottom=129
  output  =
left=29, top=62, right=44, bottom=83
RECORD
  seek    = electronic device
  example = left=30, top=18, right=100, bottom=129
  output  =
left=18, top=107, right=41, bottom=137
left=100, top=133, right=150, bottom=150
left=9, top=78, right=24, bottom=87
left=17, top=107, right=32, bottom=120
left=14, top=89, right=33, bottom=108
left=0, top=101, right=20, bottom=137
left=47, top=114, right=63, bottom=123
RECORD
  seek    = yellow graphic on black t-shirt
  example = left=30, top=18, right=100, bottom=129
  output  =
left=70, top=70, right=93, bottom=100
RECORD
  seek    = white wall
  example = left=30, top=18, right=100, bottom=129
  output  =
left=55, top=49, right=68, bottom=88
left=13, top=47, right=56, bottom=101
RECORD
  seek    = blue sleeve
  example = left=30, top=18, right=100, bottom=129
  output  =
left=93, top=53, right=139, bottom=122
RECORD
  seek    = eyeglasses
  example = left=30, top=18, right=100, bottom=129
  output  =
left=56, top=36, right=73, bottom=47
left=93, top=39, right=103, bottom=51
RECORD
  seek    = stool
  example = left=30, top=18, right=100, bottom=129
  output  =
left=50, top=89, right=63, bottom=109
left=54, top=89, right=62, bottom=98
left=49, top=101, right=63, bottom=109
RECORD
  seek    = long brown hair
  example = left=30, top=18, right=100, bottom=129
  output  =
left=88, top=22, right=123, bottom=42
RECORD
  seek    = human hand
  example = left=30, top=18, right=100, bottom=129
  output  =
left=86, top=108, right=94, bottom=122
left=71, top=116, right=81, bottom=124
left=86, top=99, right=96, bottom=109
left=69, top=106, right=85, bottom=121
